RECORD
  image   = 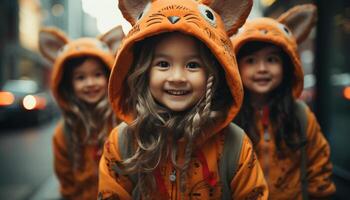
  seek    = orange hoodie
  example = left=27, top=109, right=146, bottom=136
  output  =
left=99, top=0, right=268, bottom=199
left=231, top=4, right=336, bottom=199
left=39, top=26, right=124, bottom=200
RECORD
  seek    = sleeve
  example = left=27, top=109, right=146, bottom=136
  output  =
left=305, top=107, right=336, bottom=199
left=231, top=135, right=269, bottom=200
left=52, top=122, right=76, bottom=199
left=98, top=127, right=133, bottom=200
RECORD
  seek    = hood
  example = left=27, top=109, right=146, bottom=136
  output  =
left=231, top=4, right=317, bottom=98
left=39, top=26, right=124, bottom=110
left=108, top=0, right=252, bottom=134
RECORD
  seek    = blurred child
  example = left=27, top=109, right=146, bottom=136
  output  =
left=39, top=26, right=124, bottom=200
left=98, top=0, right=269, bottom=199
left=232, top=4, right=336, bottom=200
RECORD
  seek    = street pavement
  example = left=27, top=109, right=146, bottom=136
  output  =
left=0, top=118, right=61, bottom=200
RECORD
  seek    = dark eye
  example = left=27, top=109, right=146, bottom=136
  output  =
left=283, top=27, right=290, bottom=34
left=198, top=4, right=217, bottom=27
left=205, top=10, right=214, bottom=20
left=267, top=55, right=281, bottom=63
left=277, top=23, right=292, bottom=37
left=244, top=57, right=255, bottom=64
left=75, top=75, right=85, bottom=81
left=186, top=62, right=201, bottom=69
left=156, top=61, right=170, bottom=68
left=136, top=3, right=151, bottom=21
left=95, top=71, right=104, bottom=77
left=137, top=12, right=143, bottom=20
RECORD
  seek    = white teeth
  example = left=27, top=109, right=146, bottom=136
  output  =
left=167, top=90, right=188, bottom=95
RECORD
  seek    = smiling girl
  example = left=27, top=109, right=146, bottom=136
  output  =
left=232, top=4, right=336, bottom=200
left=39, top=26, right=124, bottom=200
left=98, top=0, right=269, bottom=199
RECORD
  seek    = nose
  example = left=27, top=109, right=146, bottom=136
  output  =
left=85, top=77, right=96, bottom=87
left=257, top=60, right=267, bottom=72
left=168, top=67, right=186, bottom=83
left=167, top=16, right=180, bottom=24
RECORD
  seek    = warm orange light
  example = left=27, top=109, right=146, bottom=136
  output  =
left=344, top=86, right=350, bottom=100
left=22, top=95, right=47, bottom=110
left=0, top=92, right=15, bottom=106
left=34, top=96, right=47, bottom=110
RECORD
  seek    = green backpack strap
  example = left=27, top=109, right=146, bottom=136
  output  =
left=295, top=100, right=309, bottom=200
left=111, top=122, right=140, bottom=200
left=219, top=123, right=245, bottom=200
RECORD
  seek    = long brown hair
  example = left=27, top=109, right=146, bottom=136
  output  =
left=58, top=56, right=116, bottom=169
left=235, top=41, right=305, bottom=155
left=119, top=32, right=232, bottom=198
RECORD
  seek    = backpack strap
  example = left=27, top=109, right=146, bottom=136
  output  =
left=112, top=122, right=140, bottom=200
left=219, top=123, right=245, bottom=199
left=295, top=100, right=309, bottom=200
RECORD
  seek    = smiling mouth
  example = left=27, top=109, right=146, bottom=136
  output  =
left=165, top=90, right=190, bottom=96
left=85, top=90, right=101, bottom=96
left=254, top=77, right=271, bottom=84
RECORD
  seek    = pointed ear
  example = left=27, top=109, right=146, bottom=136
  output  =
left=206, top=0, right=253, bottom=36
left=99, top=25, right=125, bottom=55
left=118, top=0, right=150, bottom=26
left=278, top=4, right=317, bottom=44
left=39, top=27, right=69, bottom=62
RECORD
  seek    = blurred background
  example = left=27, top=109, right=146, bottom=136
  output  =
left=0, top=0, right=349, bottom=199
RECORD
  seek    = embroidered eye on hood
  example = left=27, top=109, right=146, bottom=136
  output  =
left=39, top=26, right=125, bottom=110
left=108, top=0, right=253, bottom=135
left=231, top=4, right=317, bottom=98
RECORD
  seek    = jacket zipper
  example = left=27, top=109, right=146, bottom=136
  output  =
left=170, top=168, right=177, bottom=200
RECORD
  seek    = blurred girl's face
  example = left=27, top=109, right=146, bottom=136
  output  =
left=149, top=32, right=207, bottom=112
left=238, top=46, right=283, bottom=98
left=72, top=58, right=108, bottom=105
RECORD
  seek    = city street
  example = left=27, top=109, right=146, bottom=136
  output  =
left=0, top=118, right=60, bottom=200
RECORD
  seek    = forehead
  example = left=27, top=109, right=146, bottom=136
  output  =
left=154, top=32, right=198, bottom=52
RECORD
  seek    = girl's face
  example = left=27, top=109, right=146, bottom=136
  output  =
left=238, top=46, right=283, bottom=98
left=149, top=33, right=207, bottom=112
left=72, top=58, right=108, bottom=105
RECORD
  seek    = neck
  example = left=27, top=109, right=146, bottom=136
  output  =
left=250, top=93, right=269, bottom=110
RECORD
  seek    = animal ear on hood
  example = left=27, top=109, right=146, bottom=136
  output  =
left=278, top=4, right=317, bottom=44
left=39, top=27, right=69, bottom=63
left=98, top=25, right=125, bottom=55
left=118, top=0, right=150, bottom=26
left=205, top=0, right=253, bottom=36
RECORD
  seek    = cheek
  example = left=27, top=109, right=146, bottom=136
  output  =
left=98, top=77, right=108, bottom=88
left=149, top=71, right=161, bottom=94
left=273, top=65, right=284, bottom=83
left=72, top=80, right=81, bottom=92
left=192, top=72, right=207, bottom=91
left=238, top=66, right=252, bottom=82
left=150, top=67, right=166, bottom=82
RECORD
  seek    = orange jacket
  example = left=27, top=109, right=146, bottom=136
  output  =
left=231, top=4, right=336, bottom=199
left=53, top=122, right=101, bottom=200
left=99, top=0, right=268, bottom=199
left=39, top=26, right=124, bottom=199
left=99, top=126, right=268, bottom=200
left=254, top=105, right=335, bottom=199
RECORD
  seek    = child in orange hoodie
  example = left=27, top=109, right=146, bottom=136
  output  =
left=232, top=4, right=336, bottom=200
left=98, top=0, right=269, bottom=199
left=39, top=26, right=124, bottom=200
